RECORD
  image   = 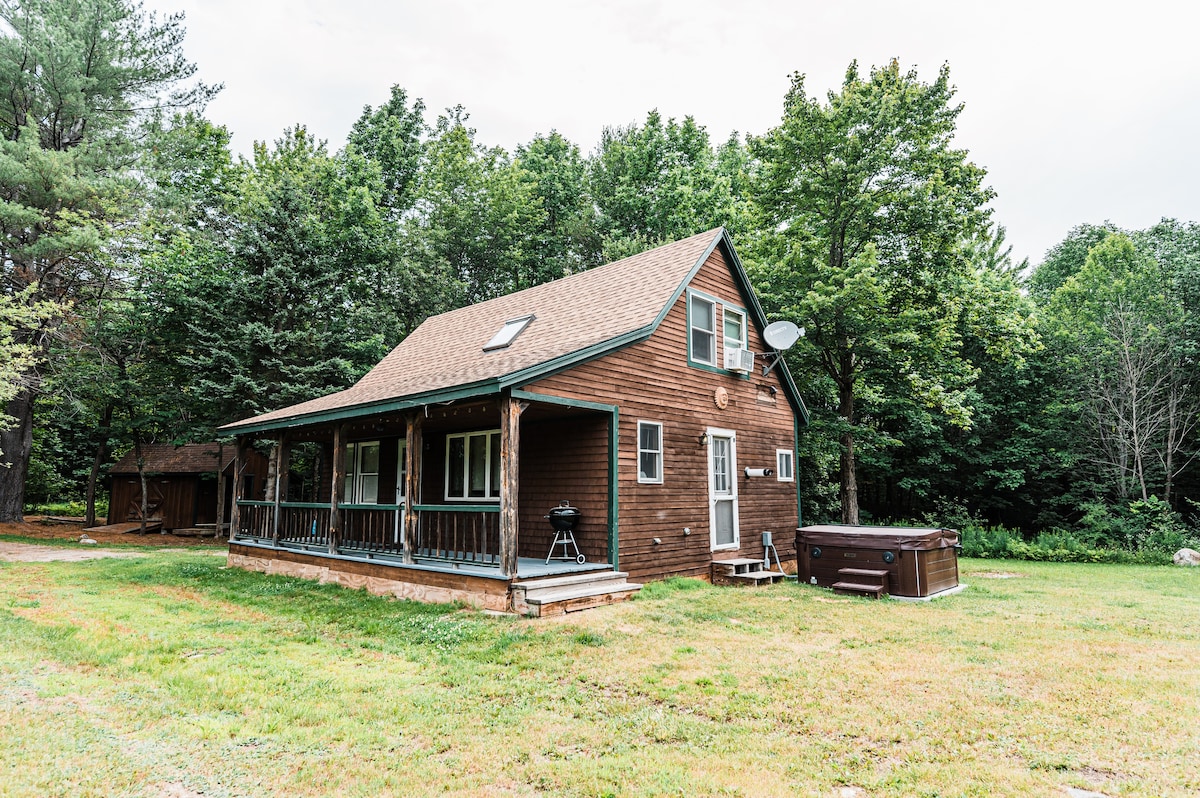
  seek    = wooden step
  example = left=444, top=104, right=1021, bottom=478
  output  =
left=838, top=567, right=889, bottom=578
left=728, top=570, right=787, bottom=585
left=515, top=571, right=631, bottom=593
left=526, top=585, right=642, bottom=616
left=712, top=557, right=765, bottom=575
left=512, top=571, right=642, bottom=616
left=831, top=581, right=885, bottom=599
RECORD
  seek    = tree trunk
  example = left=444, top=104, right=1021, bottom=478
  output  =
left=85, top=404, right=114, bottom=527
left=0, top=389, right=36, bottom=523
left=134, top=437, right=148, bottom=535
left=838, top=379, right=859, bottom=526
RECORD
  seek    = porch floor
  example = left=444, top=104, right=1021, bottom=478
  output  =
left=232, top=536, right=612, bottom=581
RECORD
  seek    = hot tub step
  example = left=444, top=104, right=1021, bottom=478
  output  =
left=831, top=581, right=885, bottom=598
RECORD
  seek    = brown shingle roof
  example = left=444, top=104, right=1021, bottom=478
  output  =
left=110, top=443, right=226, bottom=474
left=222, top=228, right=725, bottom=431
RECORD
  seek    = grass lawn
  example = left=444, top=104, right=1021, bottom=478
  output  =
left=1, top=541, right=1197, bottom=798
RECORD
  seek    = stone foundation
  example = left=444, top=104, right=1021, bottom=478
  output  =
left=228, top=550, right=511, bottom=612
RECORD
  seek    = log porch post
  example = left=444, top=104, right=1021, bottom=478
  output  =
left=499, top=396, right=527, bottom=577
left=403, top=411, right=423, bottom=564
left=272, top=433, right=290, bottom=546
left=228, top=437, right=247, bottom=541
left=329, top=424, right=346, bottom=555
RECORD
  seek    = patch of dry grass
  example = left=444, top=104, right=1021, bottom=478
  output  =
left=1, top=544, right=1197, bottom=797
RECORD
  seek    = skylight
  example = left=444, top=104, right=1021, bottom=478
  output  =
left=483, top=314, right=535, bottom=351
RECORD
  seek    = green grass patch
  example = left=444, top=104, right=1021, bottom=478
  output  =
left=0, top=551, right=1197, bottom=796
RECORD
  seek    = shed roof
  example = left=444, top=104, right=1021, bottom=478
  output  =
left=110, top=443, right=226, bottom=475
left=222, top=228, right=807, bottom=434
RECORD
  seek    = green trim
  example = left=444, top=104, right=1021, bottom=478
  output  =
left=509, top=389, right=617, bottom=415
left=794, top=421, right=803, bottom=529
left=220, top=382, right=502, bottom=435
left=412, top=503, right=500, bottom=513
left=651, top=230, right=725, bottom=331
left=237, top=500, right=274, bottom=507
left=341, top=503, right=401, bottom=511
left=609, top=407, right=619, bottom=570
left=277, top=501, right=330, bottom=510
left=499, top=325, right=655, bottom=388
left=509, top=388, right=620, bottom=570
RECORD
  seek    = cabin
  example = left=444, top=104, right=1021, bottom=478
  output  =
left=106, top=443, right=269, bottom=533
left=220, top=228, right=809, bottom=614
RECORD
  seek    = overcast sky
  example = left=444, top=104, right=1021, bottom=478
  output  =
left=145, top=0, right=1200, bottom=267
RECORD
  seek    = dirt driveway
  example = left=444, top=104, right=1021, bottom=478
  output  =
left=0, top=541, right=147, bottom=562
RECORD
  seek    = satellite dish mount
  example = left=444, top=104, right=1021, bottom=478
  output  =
left=760, top=321, right=804, bottom=376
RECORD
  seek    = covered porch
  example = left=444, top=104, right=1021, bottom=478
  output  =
left=225, top=390, right=622, bottom=605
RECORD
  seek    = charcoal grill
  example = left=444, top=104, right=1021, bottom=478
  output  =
left=545, top=501, right=585, bottom=564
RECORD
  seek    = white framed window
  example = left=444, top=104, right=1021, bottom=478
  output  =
left=637, top=421, right=663, bottom=484
left=776, top=448, right=795, bottom=482
left=724, top=306, right=746, bottom=352
left=445, top=430, right=501, bottom=501
left=342, top=441, right=381, bottom=504
left=689, top=292, right=717, bottom=366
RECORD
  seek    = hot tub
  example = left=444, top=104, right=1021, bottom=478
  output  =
left=797, top=525, right=960, bottom=598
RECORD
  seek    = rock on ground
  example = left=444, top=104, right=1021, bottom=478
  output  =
left=1174, top=548, right=1200, bottom=566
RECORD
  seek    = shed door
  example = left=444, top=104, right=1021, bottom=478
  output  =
left=127, top=479, right=165, bottom=521
left=707, top=429, right=739, bottom=550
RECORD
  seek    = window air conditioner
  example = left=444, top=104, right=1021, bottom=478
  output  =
left=724, top=348, right=754, bottom=374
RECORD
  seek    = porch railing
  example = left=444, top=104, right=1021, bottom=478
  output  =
left=277, top=502, right=333, bottom=549
left=235, top=500, right=501, bottom=567
left=339, top=504, right=402, bottom=555
left=412, top=504, right=500, bottom=566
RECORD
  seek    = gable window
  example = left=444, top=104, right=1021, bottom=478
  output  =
left=724, top=307, right=746, bottom=352
left=689, top=293, right=717, bottom=366
left=445, top=430, right=501, bottom=501
left=688, top=289, right=749, bottom=373
left=776, top=448, right=795, bottom=482
left=342, top=441, right=381, bottom=504
left=637, top=421, right=663, bottom=484
left=483, top=315, right=534, bottom=351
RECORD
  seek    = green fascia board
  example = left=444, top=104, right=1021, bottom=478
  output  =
left=499, top=325, right=656, bottom=389
left=510, top=389, right=620, bottom=570
left=509, top=389, right=617, bottom=415
left=219, top=381, right=503, bottom=436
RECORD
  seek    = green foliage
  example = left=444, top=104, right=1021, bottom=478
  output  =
left=591, top=110, right=748, bottom=258
left=24, top=498, right=106, bottom=516
left=749, top=59, right=1033, bottom=524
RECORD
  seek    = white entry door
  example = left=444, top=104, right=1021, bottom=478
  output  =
left=708, top=428, right=739, bottom=550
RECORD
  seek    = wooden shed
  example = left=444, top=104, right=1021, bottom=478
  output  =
left=107, top=443, right=268, bottom=533
left=219, top=228, right=809, bottom=614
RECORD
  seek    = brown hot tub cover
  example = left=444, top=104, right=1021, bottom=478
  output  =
left=798, top=525, right=959, bottom=551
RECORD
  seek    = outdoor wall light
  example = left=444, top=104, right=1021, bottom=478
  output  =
left=698, top=432, right=710, bottom=446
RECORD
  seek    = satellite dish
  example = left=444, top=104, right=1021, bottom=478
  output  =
left=763, top=321, right=803, bottom=351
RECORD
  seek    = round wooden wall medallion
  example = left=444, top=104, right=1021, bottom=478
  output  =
left=714, top=386, right=729, bottom=409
